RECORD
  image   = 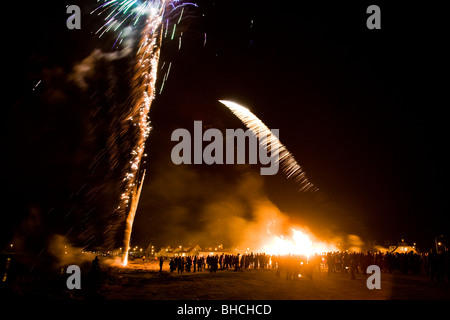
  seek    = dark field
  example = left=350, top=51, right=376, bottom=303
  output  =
left=98, top=260, right=450, bottom=300
left=2, top=258, right=449, bottom=300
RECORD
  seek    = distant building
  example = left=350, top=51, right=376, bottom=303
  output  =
left=389, top=240, right=418, bottom=254
left=156, top=243, right=239, bottom=257
left=158, top=244, right=202, bottom=257
left=198, top=244, right=233, bottom=256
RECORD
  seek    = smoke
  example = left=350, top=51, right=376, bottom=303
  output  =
left=46, top=234, right=126, bottom=269
left=346, top=234, right=365, bottom=252
left=61, top=27, right=140, bottom=250
left=130, top=150, right=377, bottom=253
left=133, top=163, right=342, bottom=251
left=68, top=27, right=135, bottom=91
left=68, top=49, right=130, bottom=91
left=46, top=234, right=95, bottom=266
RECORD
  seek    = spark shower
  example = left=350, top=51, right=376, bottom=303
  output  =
left=92, top=0, right=175, bottom=266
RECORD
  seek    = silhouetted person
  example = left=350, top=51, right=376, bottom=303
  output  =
left=199, top=256, right=204, bottom=271
left=350, top=255, right=357, bottom=280
left=436, top=252, right=445, bottom=282
left=178, top=257, right=185, bottom=273
left=445, top=250, right=450, bottom=282
left=429, top=249, right=439, bottom=282
left=159, top=256, right=164, bottom=272
left=326, top=252, right=334, bottom=275
left=186, top=256, right=192, bottom=272
left=211, top=255, right=218, bottom=273
left=89, top=256, right=100, bottom=278
left=87, top=256, right=102, bottom=296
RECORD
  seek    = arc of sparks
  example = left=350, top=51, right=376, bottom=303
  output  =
left=219, top=100, right=318, bottom=192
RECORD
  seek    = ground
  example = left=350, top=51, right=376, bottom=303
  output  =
left=95, top=259, right=450, bottom=300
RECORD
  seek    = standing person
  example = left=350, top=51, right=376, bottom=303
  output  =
left=197, top=256, right=203, bottom=272
left=436, top=252, right=445, bottom=282
left=89, top=256, right=101, bottom=280
left=350, top=254, right=357, bottom=280
left=178, top=257, right=185, bottom=273
left=193, top=255, right=197, bottom=273
left=206, top=256, right=211, bottom=271
left=211, top=255, right=217, bottom=273
left=186, top=256, right=192, bottom=272
left=169, top=258, right=175, bottom=273
left=234, top=254, right=240, bottom=271
left=159, top=256, right=164, bottom=272
left=326, top=252, right=332, bottom=275
left=87, top=256, right=102, bottom=296
left=275, top=255, right=281, bottom=277
left=445, top=249, right=450, bottom=282
left=219, top=254, right=224, bottom=270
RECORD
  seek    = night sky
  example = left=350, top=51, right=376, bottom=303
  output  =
left=2, top=1, right=448, bottom=252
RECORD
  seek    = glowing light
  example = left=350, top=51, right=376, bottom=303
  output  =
left=219, top=100, right=318, bottom=192
left=171, top=23, right=177, bottom=40
left=262, top=228, right=336, bottom=257
left=32, top=80, right=41, bottom=91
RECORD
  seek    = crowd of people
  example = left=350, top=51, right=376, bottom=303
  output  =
left=167, top=253, right=272, bottom=273
left=161, top=250, right=450, bottom=282
left=325, top=250, right=450, bottom=281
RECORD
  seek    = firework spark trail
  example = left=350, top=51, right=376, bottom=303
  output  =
left=91, top=0, right=198, bottom=265
left=118, top=2, right=165, bottom=266
left=219, top=100, right=318, bottom=192
left=92, top=0, right=174, bottom=265
left=122, top=170, right=146, bottom=266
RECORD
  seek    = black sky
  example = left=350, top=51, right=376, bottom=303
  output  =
left=2, top=1, right=448, bottom=251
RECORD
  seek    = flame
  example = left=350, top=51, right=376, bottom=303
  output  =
left=262, top=228, right=336, bottom=257
left=123, top=253, right=128, bottom=267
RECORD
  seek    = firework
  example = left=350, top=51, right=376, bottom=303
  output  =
left=219, top=100, right=318, bottom=192
left=92, top=0, right=191, bottom=265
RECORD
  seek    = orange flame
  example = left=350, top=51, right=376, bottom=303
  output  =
left=262, top=228, right=336, bottom=256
